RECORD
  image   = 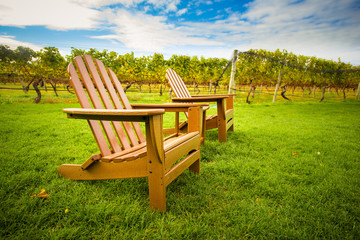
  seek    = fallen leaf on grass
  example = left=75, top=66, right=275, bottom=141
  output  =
left=31, top=189, right=50, bottom=199
left=65, top=208, right=69, bottom=213
left=292, top=152, right=298, bottom=156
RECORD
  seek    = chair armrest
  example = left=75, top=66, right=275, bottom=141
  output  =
left=172, top=95, right=228, bottom=102
left=63, top=108, right=165, bottom=122
left=131, top=103, right=209, bottom=112
left=191, top=94, right=236, bottom=97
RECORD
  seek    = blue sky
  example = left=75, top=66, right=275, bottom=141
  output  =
left=0, top=0, right=359, bottom=65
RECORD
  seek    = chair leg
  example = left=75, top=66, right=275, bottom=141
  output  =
left=189, top=158, right=200, bottom=174
left=146, top=115, right=166, bottom=211
left=228, top=124, right=234, bottom=132
left=201, top=110, right=206, bottom=144
left=148, top=166, right=166, bottom=211
left=217, top=99, right=227, bottom=142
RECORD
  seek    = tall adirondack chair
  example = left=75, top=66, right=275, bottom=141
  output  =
left=166, top=68, right=234, bottom=142
left=58, top=55, right=206, bottom=211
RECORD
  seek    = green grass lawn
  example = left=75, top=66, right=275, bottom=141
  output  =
left=1, top=87, right=359, bottom=239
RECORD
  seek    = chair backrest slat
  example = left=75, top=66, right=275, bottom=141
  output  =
left=83, top=56, right=133, bottom=149
left=74, top=56, right=123, bottom=153
left=166, top=69, right=191, bottom=98
left=67, top=62, right=112, bottom=156
left=93, top=58, right=141, bottom=146
left=69, top=55, right=147, bottom=153
left=108, top=68, right=146, bottom=143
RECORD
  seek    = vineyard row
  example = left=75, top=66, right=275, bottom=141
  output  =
left=1, top=45, right=359, bottom=102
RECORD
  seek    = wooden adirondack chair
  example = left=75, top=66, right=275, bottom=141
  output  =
left=166, top=68, right=234, bottom=142
left=58, top=55, right=206, bottom=211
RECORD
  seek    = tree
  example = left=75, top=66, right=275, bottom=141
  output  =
left=36, top=47, right=67, bottom=96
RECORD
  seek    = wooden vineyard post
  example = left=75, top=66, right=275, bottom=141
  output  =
left=228, top=49, right=238, bottom=94
left=313, top=86, right=316, bottom=98
left=273, top=70, right=282, bottom=102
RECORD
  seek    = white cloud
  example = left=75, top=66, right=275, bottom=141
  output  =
left=93, top=8, right=222, bottom=52
left=0, top=0, right=101, bottom=30
left=0, top=0, right=359, bottom=64
left=172, top=0, right=360, bottom=63
left=196, top=10, right=204, bottom=16
left=71, top=0, right=144, bottom=8
left=176, top=8, right=188, bottom=16
left=147, top=0, right=180, bottom=12
left=238, top=0, right=360, bottom=63
left=0, top=35, right=42, bottom=51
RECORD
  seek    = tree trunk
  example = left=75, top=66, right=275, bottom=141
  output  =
left=320, top=87, right=326, bottom=102
left=195, top=83, right=200, bottom=95
left=281, top=85, right=291, bottom=101
left=66, top=84, right=75, bottom=94
left=159, top=84, right=163, bottom=96
left=169, top=88, right=172, bottom=99
left=148, top=83, right=151, bottom=93
left=343, top=87, right=346, bottom=100
left=43, top=80, right=48, bottom=92
left=124, top=82, right=133, bottom=93
left=246, top=80, right=253, bottom=104
left=33, top=81, right=41, bottom=103
left=356, top=81, right=360, bottom=101
left=49, top=80, right=58, bottom=97
left=273, top=70, right=282, bottom=102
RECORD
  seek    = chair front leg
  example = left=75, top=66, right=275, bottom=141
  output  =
left=146, top=115, right=166, bottom=212
left=217, top=98, right=227, bottom=142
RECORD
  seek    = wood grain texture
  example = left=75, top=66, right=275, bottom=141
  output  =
left=166, top=68, right=234, bottom=142
left=58, top=56, right=203, bottom=212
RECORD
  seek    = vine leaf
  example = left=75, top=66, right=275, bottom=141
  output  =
left=30, top=189, right=50, bottom=198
